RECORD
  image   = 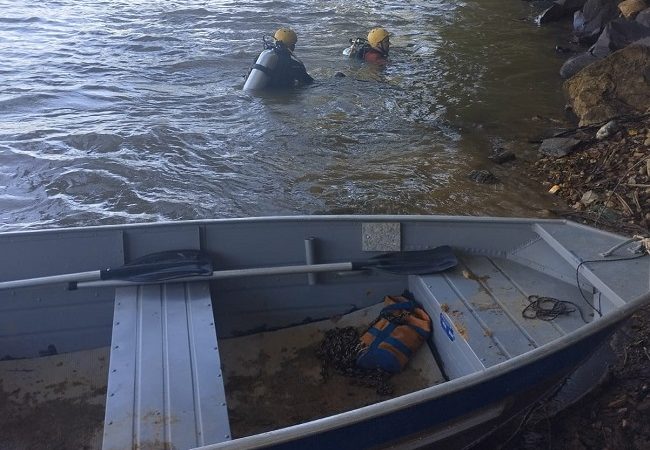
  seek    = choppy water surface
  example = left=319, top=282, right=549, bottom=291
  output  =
left=0, top=0, right=571, bottom=230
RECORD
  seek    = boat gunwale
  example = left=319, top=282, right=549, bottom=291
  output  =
left=0, top=214, right=572, bottom=238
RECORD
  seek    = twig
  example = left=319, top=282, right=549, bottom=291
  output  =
left=626, top=183, right=650, bottom=188
left=595, top=156, right=650, bottom=226
left=633, top=191, right=642, bottom=213
left=615, top=192, right=634, bottom=216
left=644, top=347, right=650, bottom=362
left=601, top=146, right=619, bottom=169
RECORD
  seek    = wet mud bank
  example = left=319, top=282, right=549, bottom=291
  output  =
left=501, top=1, right=650, bottom=448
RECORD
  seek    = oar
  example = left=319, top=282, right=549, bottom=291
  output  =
left=0, top=246, right=457, bottom=291
left=0, top=250, right=213, bottom=291
left=73, top=245, right=457, bottom=289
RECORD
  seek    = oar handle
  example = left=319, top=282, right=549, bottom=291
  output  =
left=0, top=270, right=101, bottom=290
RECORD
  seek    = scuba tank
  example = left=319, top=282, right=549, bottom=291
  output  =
left=243, top=48, right=278, bottom=90
left=343, top=37, right=369, bottom=58
left=243, top=37, right=285, bottom=91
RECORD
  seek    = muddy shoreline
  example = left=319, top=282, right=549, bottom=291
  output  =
left=501, top=1, right=650, bottom=447
left=508, top=115, right=650, bottom=450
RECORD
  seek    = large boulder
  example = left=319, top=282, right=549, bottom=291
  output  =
left=561, top=18, right=650, bottom=78
left=637, top=7, right=650, bottom=27
left=618, top=0, right=648, bottom=20
left=590, top=18, right=650, bottom=57
left=539, top=0, right=588, bottom=24
left=560, top=52, right=602, bottom=78
left=573, top=0, right=619, bottom=44
left=564, top=43, right=650, bottom=125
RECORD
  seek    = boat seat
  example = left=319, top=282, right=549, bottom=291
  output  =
left=102, top=282, right=231, bottom=450
left=410, top=253, right=591, bottom=379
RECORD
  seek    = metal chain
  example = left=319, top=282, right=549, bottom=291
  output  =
left=316, top=327, right=394, bottom=395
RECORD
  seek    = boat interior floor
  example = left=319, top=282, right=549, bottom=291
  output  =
left=0, top=346, right=108, bottom=450
left=219, top=301, right=446, bottom=438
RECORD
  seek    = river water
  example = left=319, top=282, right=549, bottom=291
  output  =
left=0, top=0, right=571, bottom=231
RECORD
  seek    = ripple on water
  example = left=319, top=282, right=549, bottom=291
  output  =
left=0, top=0, right=568, bottom=230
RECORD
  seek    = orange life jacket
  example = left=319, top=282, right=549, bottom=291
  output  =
left=357, top=294, right=431, bottom=373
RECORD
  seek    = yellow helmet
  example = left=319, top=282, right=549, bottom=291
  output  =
left=274, top=27, right=298, bottom=48
left=367, top=27, right=390, bottom=48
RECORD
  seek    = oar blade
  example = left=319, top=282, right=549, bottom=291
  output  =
left=101, top=250, right=213, bottom=282
left=369, top=246, right=458, bottom=275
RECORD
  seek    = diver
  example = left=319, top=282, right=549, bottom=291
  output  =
left=243, top=27, right=314, bottom=91
left=344, top=27, right=390, bottom=64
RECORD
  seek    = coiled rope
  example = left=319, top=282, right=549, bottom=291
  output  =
left=522, top=295, right=588, bottom=323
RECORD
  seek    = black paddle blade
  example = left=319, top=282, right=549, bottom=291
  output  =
left=100, top=250, right=213, bottom=282
left=359, top=245, right=458, bottom=275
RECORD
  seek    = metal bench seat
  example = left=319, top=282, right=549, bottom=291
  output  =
left=103, top=282, right=230, bottom=450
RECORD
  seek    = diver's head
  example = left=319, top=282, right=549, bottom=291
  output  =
left=367, top=27, right=390, bottom=55
left=274, top=27, right=298, bottom=51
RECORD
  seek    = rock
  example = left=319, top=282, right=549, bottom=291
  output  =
left=560, top=51, right=602, bottom=79
left=564, top=44, right=650, bottom=126
left=488, top=150, right=516, bottom=164
left=574, top=0, right=620, bottom=45
left=334, top=72, right=346, bottom=78
left=590, top=18, right=650, bottom=59
left=637, top=7, right=650, bottom=27
left=597, top=120, right=619, bottom=139
left=555, top=45, right=575, bottom=53
left=468, top=170, right=499, bottom=184
left=549, top=185, right=561, bottom=194
left=539, top=0, right=587, bottom=24
left=539, top=137, right=583, bottom=157
left=618, top=0, right=648, bottom=20
left=581, top=190, right=599, bottom=204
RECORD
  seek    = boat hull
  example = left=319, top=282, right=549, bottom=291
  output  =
left=1, top=215, right=648, bottom=450
left=198, top=320, right=620, bottom=450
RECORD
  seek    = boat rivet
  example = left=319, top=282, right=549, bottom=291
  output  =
left=221, top=402, right=226, bottom=406
left=218, top=373, right=222, bottom=377
left=114, top=345, right=119, bottom=349
left=214, top=346, right=218, bottom=350
left=110, top=393, right=114, bottom=397
left=210, top=322, right=214, bottom=326
left=109, top=421, right=113, bottom=425
left=225, top=434, right=230, bottom=438
left=112, top=369, right=116, bottom=373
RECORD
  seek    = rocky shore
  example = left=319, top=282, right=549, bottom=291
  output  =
left=503, top=1, right=650, bottom=448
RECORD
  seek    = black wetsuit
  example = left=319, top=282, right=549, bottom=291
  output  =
left=266, top=46, right=314, bottom=89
